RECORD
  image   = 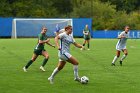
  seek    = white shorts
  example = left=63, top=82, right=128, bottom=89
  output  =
left=116, top=45, right=126, bottom=51
left=58, top=52, right=72, bottom=61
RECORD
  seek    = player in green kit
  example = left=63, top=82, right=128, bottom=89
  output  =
left=23, top=27, right=55, bottom=72
left=81, top=24, right=91, bottom=50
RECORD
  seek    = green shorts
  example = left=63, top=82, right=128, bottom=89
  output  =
left=34, top=49, right=46, bottom=55
left=84, top=36, right=90, bottom=40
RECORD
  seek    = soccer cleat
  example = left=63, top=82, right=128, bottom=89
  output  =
left=74, top=77, right=81, bottom=82
left=39, top=66, right=46, bottom=72
left=80, top=48, right=83, bottom=50
left=120, top=61, right=122, bottom=66
left=111, top=63, right=115, bottom=66
left=48, top=77, right=54, bottom=84
left=23, top=67, right=27, bottom=72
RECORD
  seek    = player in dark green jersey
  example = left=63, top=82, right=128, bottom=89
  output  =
left=23, top=27, right=55, bottom=72
left=81, top=24, right=91, bottom=50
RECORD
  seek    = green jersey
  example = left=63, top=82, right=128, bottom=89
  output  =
left=35, top=34, right=48, bottom=50
left=83, top=28, right=90, bottom=39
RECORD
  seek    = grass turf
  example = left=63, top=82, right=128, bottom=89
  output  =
left=0, top=38, right=140, bottom=93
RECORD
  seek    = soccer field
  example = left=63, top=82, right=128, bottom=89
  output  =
left=0, top=38, right=140, bottom=93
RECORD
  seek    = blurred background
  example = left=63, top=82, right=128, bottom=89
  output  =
left=0, top=0, right=140, bottom=38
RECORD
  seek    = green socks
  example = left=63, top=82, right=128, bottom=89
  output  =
left=25, top=60, right=33, bottom=69
left=42, top=58, right=48, bottom=67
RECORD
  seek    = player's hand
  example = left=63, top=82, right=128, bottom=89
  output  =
left=58, top=47, right=61, bottom=50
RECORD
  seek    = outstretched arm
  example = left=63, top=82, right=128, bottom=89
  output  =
left=39, top=39, right=50, bottom=44
left=46, top=41, right=55, bottom=48
left=55, top=36, right=61, bottom=50
left=73, top=42, right=83, bottom=48
left=118, top=35, right=126, bottom=39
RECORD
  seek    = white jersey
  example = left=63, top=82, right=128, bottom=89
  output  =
left=59, top=29, right=65, bottom=33
left=59, top=32, right=75, bottom=54
left=55, top=28, right=65, bottom=34
left=116, top=31, right=128, bottom=50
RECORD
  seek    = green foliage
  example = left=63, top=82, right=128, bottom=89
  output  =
left=92, top=1, right=116, bottom=30
left=0, top=0, right=140, bottom=30
left=100, top=0, right=140, bottom=14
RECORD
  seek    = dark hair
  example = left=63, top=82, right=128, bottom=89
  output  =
left=65, top=25, right=72, bottom=31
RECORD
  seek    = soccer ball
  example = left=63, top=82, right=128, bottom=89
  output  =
left=80, top=76, right=89, bottom=84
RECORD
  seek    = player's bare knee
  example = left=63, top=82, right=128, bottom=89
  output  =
left=58, top=66, right=63, bottom=70
left=31, top=59, right=35, bottom=62
left=45, top=55, right=49, bottom=59
left=117, top=55, right=120, bottom=58
left=74, top=62, right=79, bottom=65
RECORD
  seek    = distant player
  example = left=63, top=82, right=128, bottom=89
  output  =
left=54, top=24, right=65, bottom=36
left=23, top=27, right=55, bottom=72
left=81, top=24, right=91, bottom=50
left=111, top=26, right=130, bottom=66
left=48, top=25, right=84, bottom=84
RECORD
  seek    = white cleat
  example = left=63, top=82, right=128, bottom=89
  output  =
left=23, top=67, right=27, bottom=72
left=74, top=77, right=81, bottom=82
left=40, top=66, right=46, bottom=72
left=48, top=77, right=54, bottom=84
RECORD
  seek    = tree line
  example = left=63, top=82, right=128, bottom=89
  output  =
left=0, top=0, right=140, bottom=30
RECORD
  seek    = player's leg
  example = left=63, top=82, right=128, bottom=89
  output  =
left=23, top=53, right=38, bottom=72
left=87, top=39, right=90, bottom=50
left=120, top=49, right=128, bottom=66
left=48, top=61, right=66, bottom=84
left=67, top=56, right=80, bottom=82
left=40, top=51, right=49, bottom=71
left=81, top=39, right=86, bottom=50
left=111, top=50, right=120, bottom=66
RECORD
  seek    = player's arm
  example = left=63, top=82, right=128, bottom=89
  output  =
left=46, top=40, right=55, bottom=48
left=39, top=39, right=50, bottom=44
left=55, top=35, right=61, bottom=50
left=55, top=32, right=59, bottom=36
left=73, top=42, right=83, bottom=48
left=83, top=30, right=88, bottom=35
left=83, top=30, right=86, bottom=35
left=118, top=33, right=126, bottom=39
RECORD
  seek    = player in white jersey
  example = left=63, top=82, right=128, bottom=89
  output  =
left=48, top=25, right=84, bottom=84
left=111, top=26, right=130, bottom=66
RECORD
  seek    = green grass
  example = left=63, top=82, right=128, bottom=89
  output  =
left=0, top=38, right=140, bottom=93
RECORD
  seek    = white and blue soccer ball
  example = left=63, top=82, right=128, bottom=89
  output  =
left=80, top=76, right=89, bottom=84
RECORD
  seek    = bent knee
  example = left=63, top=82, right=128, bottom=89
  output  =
left=45, top=55, right=49, bottom=59
left=73, top=62, right=79, bottom=65
left=117, top=55, right=120, bottom=58
left=125, top=53, right=128, bottom=56
left=58, top=66, right=63, bottom=70
left=31, top=59, right=36, bottom=62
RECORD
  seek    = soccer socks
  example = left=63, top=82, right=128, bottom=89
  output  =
left=120, top=55, right=127, bottom=61
left=42, top=58, right=48, bottom=67
left=25, top=60, right=33, bottom=69
left=73, top=65, right=79, bottom=79
left=49, top=67, right=59, bottom=79
left=83, top=44, right=85, bottom=46
left=112, top=56, right=119, bottom=64
left=87, top=43, right=90, bottom=49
